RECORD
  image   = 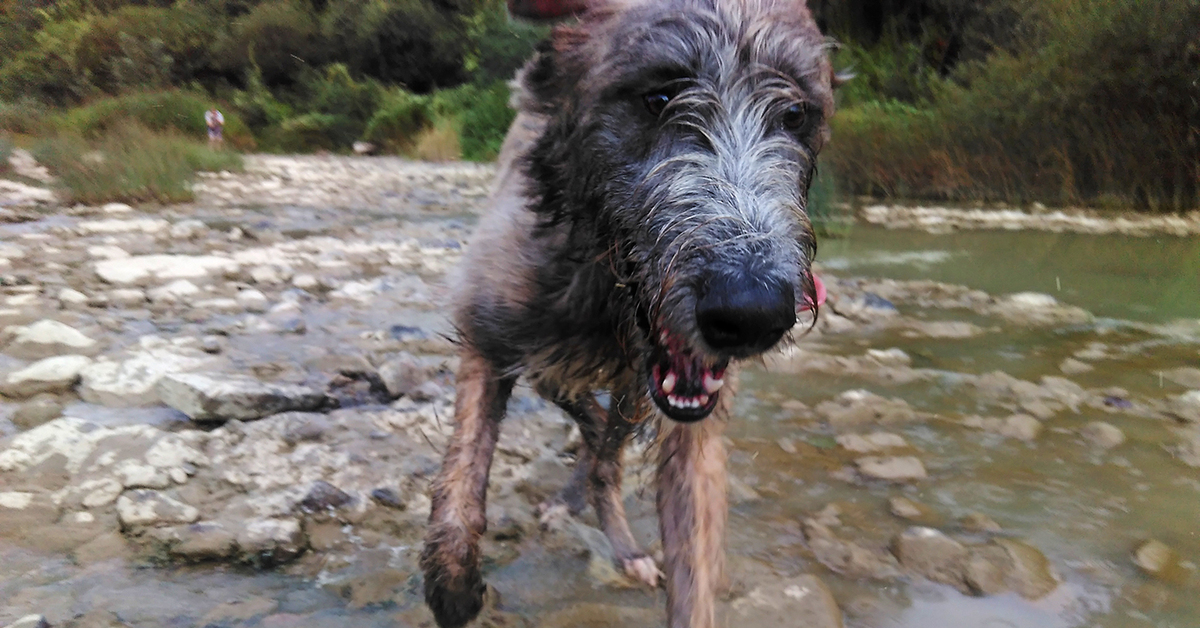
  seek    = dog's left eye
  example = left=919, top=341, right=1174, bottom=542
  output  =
left=644, top=92, right=672, bottom=117
left=781, top=103, right=813, bottom=134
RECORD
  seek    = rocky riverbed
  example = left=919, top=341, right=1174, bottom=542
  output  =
left=0, top=154, right=1197, bottom=628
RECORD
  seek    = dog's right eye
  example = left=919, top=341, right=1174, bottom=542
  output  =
left=644, top=92, right=672, bottom=117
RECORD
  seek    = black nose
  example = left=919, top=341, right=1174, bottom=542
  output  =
left=696, top=272, right=796, bottom=355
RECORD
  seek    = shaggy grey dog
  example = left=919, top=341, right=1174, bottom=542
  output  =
left=421, top=1, right=836, bottom=626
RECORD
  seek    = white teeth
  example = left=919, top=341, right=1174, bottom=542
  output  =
left=703, top=373, right=724, bottom=393
left=661, top=371, right=677, bottom=394
left=666, top=394, right=711, bottom=410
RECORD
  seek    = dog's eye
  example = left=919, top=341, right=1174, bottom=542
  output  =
left=644, top=92, right=672, bottom=117
left=781, top=103, right=812, bottom=133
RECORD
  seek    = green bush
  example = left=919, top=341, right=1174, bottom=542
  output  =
left=267, top=112, right=358, bottom=152
left=362, top=89, right=433, bottom=153
left=32, top=122, right=242, bottom=204
left=0, top=99, right=49, bottom=136
left=219, top=1, right=322, bottom=84
left=827, top=0, right=1200, bottom=210
left=454, top=81, right=516, bottom=162
left=321, top=0, right=469, bottom=92
left=59, top=90, right=254, bottom=150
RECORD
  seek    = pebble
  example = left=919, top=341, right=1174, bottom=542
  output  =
left=856, top=456, right=927, bottom=482
left=1080, top=421, right=1125, bottom=449
left=1133, top=539, right=1179, bottom=579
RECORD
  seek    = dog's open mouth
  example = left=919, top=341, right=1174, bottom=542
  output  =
left=647, top=331, right=728, bottom=423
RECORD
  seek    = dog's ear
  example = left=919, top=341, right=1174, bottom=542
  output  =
left=508, top=0, right=589, bottom=21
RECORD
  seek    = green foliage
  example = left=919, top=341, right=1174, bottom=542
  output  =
left=32, top=122, right=243, bottom=204
left=0, top=100, right=50, bottom=136
left=321, top=0, right=472, bottom=93
left=453, top=81, right=516, bottom=162
left=219, top=1, right=322, bottom=84
left=828, top=0, right=1200, bottom=210
left=463, top=0, right=548, bottom=83
left=58, top=90, right=254, bottom=149
left=362, top=90, right=433, bottom=153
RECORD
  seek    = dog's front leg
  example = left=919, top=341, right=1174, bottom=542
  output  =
left=420, top=347, right=515, bottom=628
left=657, top=398, right=730, bottom=628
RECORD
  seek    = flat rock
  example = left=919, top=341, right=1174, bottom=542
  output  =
left=4, top=616, right=50, bottom=628
left=116, top=489, right=200, bottom=527
left=728, top=575, right=843, bottom=628
left=94, top=254, right=238, bottom=285
left=892, top=527, right=969, bottom=591
left=78, top=338, right=223, bottom=407
left=157, top=372, right=331, bottom=422
left=1059, top=357, right=1094, bottom=374
left=988, top=292, right=1091, bottom=326
left=377, top=352, right=429, bottom=399
left=2, top=354, right=91, bottom=397
left=836, top=431, right=908, bottom=453
left=816, top=390, right=917, bottom=429
left=147, top=279, right=200, bottom=304
left=10, top=393, right=65, bottom=430
left=888, top=496, right=933, bottom=522
left=963, top=414, right=1043, bottom=441
left=1080, top=421, right=1125, bottom=448
left=856, top=456, right=927, bottom=482
left=4, top=320, right=98, bottom=359
left=1167, top=390, right=1200, bottom=423
left=234, top=517, right=306, bottom=565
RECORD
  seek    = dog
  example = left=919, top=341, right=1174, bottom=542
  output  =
left=420, top=1, right=836, bottom=626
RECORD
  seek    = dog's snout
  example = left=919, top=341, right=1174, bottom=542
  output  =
left=696, top=272, right=796, bottom=355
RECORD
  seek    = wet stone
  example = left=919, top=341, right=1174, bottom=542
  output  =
left=728, top=574, right=844, bottom=628
left=4, top=319, right=98, bottom=359
left=1080, top=421, right=1125, bottom=449
left=837, top=432, right=908, bottom=453
left=1133, top=539, right=1180, bottom=580
left=377, top=352, right=428, bottom=399
left=297, top=480, right=353, bottom=513
left=116, top=489, right=200, bottom=527
left=888, top=496, right=931, bottom=521
left=370, top=487, right=405, bottom=510
left=4, top=616, right=50, bottom=628
left=1059, top=357, right=1094, bottom=374
left=856, top=456, right=927, bottom=482
left=10, top=393, right=65, bottom=431
left=169, top=522, right=238, bottom=561
left=1, top=354, right=92, bottom=397
left=960, top=512, right=1002, bottom=533
left=157, top=372, right=331, bottom=422
left=992, top=538, right=1059, bottom=599
left=892, top=527, right=970, bottom=592
left=1167, top=390, right=1200, bottom=423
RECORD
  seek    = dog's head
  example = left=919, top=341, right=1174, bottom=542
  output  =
left=520, top=0, right=835, bottom=422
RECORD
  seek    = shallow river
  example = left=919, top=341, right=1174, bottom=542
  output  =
left=1, top=191, right=1197, bottom=628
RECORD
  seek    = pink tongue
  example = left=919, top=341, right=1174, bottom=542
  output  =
left=798, top=273, right=827, bottom=312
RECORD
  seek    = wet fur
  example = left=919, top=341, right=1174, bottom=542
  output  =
left=421, top=1, right=835, bottom=626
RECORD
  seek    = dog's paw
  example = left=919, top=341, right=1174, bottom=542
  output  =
left=621, top=554, right=663, bottom=589
left=424, top=575, right=486, bottom=628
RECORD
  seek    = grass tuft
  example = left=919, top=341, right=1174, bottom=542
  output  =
left=32, top=122, right=242, bottom=204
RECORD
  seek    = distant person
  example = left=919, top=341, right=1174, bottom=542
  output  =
left=205, top=107, right=224, bottom=147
